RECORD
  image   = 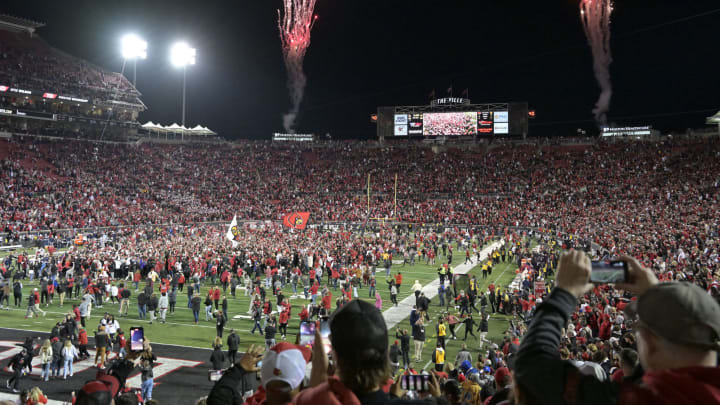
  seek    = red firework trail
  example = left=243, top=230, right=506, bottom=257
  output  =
left=580, top=0, right=613, bottom=126
left=277, top=0, right=318, bottom=132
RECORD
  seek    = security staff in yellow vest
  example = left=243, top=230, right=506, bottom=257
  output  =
left=432, top=341, right=446, bottom=372
left=437, top=266, right=447, bottom=285
left=437, top=318, right=447, bottom=349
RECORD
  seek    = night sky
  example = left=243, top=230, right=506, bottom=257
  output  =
left=3, top=0, right=719, bottom=139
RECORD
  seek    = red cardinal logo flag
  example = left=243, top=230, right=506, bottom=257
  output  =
left=282, top=212, right=310, bottom=230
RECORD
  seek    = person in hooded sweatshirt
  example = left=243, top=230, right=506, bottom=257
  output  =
left=514, top=251, right=720, bottom=405
left=294, top=299, right=440, bottom=405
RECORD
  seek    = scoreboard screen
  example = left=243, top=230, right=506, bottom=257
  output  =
left=423, top=112, right=477, bottom=136
left=378, top=102, right=528, bottom=138
left=391, top=110, right=510, bottom=136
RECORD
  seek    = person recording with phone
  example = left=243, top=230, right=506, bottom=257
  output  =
left=295, top=299, right=440, bottom=405
left=514, top=250, right=720, bottom=404
left=131, top=340, right=157, bottom=403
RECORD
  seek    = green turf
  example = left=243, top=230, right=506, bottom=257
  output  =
left=1, top=239, right=529, bottom=371
left=0, top=246, right=468, bottom=349
left=388, top=257, right=522, bottom=372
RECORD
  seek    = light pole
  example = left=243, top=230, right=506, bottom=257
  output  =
left=120, top=34, right=147, bottom=87
left=170, top=42, right=196, bottom=131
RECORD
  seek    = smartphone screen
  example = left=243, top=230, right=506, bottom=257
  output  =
left=208, top=370, right=223, bottom=381
left=401, top=375, right=429, bottom=391
left=590, top=260, right=627, bottom=284
left=130, top=327, right=144, bottom=351
left=319, top=321, right=331, bottom=354
left=401, top=375, right=410, bottom=391
left=299, top=321, right=316, bottom=347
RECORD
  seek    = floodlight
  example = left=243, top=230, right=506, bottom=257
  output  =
left=170, top=42, right=196, bottom=68
left=121, top=34, right=147, bottom=60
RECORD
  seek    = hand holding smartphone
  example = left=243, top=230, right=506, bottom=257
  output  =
left=400, top=374, right=430, bottom=392
left=299, top=321, right=316, bottom=347
left=129, top=327, right=144, bottom=352
left=590, top=260, right=628, bottom=284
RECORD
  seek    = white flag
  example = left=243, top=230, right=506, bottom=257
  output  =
left=226, top=215, right=239, bottom=248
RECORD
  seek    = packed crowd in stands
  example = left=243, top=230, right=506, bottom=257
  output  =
left=0, top=134, right=719, bottom=404
left=0, top=30, right=140, bottom=104
left=2, top=135, right=718, bottom=259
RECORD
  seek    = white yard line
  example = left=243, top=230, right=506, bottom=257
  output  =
left=383, top=241, right=504, bottom=330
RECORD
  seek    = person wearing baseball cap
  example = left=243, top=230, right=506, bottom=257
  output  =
left=514, top=250, right=720, bottom=404
left=74, top=378, right=119, bottom=405
left=295, top=299, right=438, bottom=405
left=244, top=342, right=311, bottom=405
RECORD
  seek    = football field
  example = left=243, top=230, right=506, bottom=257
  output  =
left=0, top=240, right=525, bottom=371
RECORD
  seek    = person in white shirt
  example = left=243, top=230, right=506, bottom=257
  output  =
left=62, top=339, right=78, bottom=379
left=103, top=315, right=120, bottom=350
left=158, top=292, right=169, bottom=323
left=110, top=284, right=119, bottom=304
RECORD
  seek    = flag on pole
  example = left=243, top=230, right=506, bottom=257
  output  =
left=428, top=89, right=436, bottom=99
left=226, top=215, right=240, bottom=248
left=446, top=85, right=453, bottom=95
left=461, top=88, right=468, bottom=97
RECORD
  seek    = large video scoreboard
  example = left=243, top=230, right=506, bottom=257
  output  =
left=378, top=101, right=528, bottom=138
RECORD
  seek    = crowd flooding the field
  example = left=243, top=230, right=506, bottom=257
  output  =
left=1, top=135, right=719, bottom=405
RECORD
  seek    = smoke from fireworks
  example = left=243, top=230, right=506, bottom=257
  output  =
left=278, top=0, right=317, bottom=133
left=580, top=0, right=613, bottom=125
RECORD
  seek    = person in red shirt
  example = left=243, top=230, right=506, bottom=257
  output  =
left=278, top=308, right=289, bottom=339
left=213, top=287, right=221, bottom=310
left=220, top=270, right=229, bottom=293
left=322, top=292, right=331, bottom=311
left=47, top=283, right=55, bottom=307
left=299, top=306, right=309, bottom=322
left=116, top=331, right=127, bottom=358
left=395, top=272, right=403, bottom=293
left=77, top=328, right=90, bottom=359
left=310, top=282, right=319, bottom=305
left=599, top=315, right=613, bottom=341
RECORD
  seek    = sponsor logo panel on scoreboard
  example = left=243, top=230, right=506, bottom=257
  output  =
left=477, top=111, right=494, bottom=135
left=408, top=113, right=423, bottom=135
left=493, top=122, right=509, bottom=134
left=394, top=114, right=408, bottom=135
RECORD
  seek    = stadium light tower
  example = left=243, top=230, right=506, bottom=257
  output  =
left=120, top=34, right=147, bottom=87
left=170, top=42, right=196, bottom=128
